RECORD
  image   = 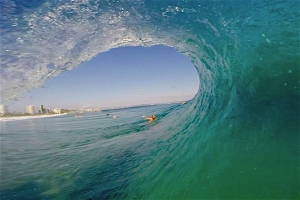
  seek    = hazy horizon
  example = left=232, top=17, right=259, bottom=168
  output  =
left=3, top=94, right=194, bottom=113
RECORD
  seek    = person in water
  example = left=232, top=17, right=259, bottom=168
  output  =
left=144, top=115, right=156, bottom=121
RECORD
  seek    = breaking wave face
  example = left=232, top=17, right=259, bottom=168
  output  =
left=1, top=0, right=299, bottom=199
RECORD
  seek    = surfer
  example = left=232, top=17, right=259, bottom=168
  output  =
left=75, top=113, right=82, bottom=117
left=143, top=115, right=156, bottom=121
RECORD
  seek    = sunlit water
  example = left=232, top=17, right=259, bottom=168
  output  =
left=1, top=101, right=299, bottom=199
left=1, top=0, right=299, bottom=199
left=0, top=104, right=177, bottom=199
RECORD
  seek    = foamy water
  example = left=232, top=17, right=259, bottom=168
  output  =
left=0, top=113, right=67, bottom=122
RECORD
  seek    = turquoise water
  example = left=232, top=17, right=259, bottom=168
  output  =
left=1, top=104, right=179, bottom=199
left=1, top=0, right=300, bottom=199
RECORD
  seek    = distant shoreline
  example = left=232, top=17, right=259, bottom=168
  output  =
left=0, top=113, right=67, bottom=121
left=101, top=101, right=183, bottom=112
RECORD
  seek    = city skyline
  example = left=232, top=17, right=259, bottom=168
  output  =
left=4, top=45, right=199, bottom=112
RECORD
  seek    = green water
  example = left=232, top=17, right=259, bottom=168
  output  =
left=1, top=0, right=299, bottom=199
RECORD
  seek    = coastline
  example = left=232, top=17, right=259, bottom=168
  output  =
left=0, top=113, right=67, bottom=121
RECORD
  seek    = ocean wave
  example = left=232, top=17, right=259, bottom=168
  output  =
left=0, top=0, right=299, bottom=199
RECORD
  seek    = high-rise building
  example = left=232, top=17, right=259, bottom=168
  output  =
left=0, top=105, right=7, bottom=116
left=39, top=105, right=44, bottom=114
left=26, top=105, right=35, bottom=114
left=45, top=108, right=51, bottom=114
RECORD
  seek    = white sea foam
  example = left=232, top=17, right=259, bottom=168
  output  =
left=0, top=113, right=67, bottom=122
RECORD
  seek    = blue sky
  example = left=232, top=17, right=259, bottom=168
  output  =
left=6, top=45, right=199, bottom=112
